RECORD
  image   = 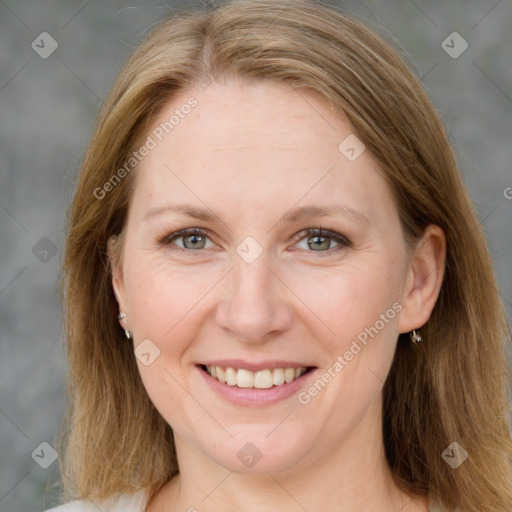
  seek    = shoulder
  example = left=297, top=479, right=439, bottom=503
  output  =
left=44, top=490, right=148, bottom=512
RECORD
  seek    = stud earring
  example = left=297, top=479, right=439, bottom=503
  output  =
left=118, top=312, right=133, bottom=340
left=410, top=329, right=422, bottom=344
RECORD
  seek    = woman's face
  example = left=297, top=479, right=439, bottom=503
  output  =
left=111, top=79, right=417, bottom=475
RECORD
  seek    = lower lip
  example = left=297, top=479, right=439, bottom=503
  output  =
left=197, top=365, right=317, bottom=406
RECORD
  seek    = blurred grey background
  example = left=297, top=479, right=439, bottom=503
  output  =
left=0, top=0, right=511, bottom=510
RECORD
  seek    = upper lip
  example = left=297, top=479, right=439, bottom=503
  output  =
left=198, top=359, right=316, bottom=372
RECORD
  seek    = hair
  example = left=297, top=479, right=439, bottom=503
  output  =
left=57, top=1, right=512, bottom=510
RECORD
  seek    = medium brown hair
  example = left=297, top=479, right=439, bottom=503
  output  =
left=58, top=1, right=512, bottom=510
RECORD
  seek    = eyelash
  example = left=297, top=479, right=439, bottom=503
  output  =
left=158, top=227, right=351, bottom=256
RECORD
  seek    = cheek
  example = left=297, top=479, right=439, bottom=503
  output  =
left=287, top=257, right=402, bottom=351
left=122, top=256, right=210, bottom=425
left=288, top=254, right=403, bottom=417
left=123, top=254, right=204, bottom=355
left=290, top=263, right=402, bottom=432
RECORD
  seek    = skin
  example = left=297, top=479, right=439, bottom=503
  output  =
left=110, top=78, right=445, bottom=512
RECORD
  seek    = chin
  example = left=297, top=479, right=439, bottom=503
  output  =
left=203, top=429, right=310, bottom=475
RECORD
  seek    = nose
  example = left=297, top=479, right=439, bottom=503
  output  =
left=215, top=252, right=293, bottom=345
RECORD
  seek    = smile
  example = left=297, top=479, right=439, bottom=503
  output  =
left=202, top=364, right=311, bottom=389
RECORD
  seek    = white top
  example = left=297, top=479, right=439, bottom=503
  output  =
left=44, top=490, right=148, bottom=512
left=45, top=490, right=447, bottom=511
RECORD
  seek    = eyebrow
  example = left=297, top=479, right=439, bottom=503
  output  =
left=143, top=202, right=369, bottom=224
left=144, top=203, right=222, bottom=222
left=280, top=205, right=369, bottom=224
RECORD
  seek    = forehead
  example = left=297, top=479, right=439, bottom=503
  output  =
left=129, top=79, right=397, bottom=226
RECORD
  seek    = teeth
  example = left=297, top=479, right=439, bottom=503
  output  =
left=236, top=368, right=254, bottom=388
left=225, top=367, right=237, bottom=386
left=254, top=369, right=273, bottom=389
left=273, top=368, right=285, bottom=386
left=216, top=366, right=226, bottom=384
left=284, top=368, right=295, bottom=383
left=205, top=365, right=309, bottom=388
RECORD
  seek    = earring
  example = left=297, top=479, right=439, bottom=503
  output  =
left=410, top=329, right=422, bottom=344
left=118, top=312, right=133, bottom=340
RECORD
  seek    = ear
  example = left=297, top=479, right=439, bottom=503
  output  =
left=108, top=235, right=128, bottom=327
left=398, top=224, right=446, bottom=333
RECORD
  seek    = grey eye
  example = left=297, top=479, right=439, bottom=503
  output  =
left=307, top=234, right=337, bottom=251
left=164, top=229, right=214, bottom=250
left=181, top=233, right=207, bottom=250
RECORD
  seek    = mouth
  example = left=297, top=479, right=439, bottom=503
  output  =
left=198, top=364, right=316, bottom=389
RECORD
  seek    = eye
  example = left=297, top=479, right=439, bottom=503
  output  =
left=160, top=228, right=214, bottom=251
left=293, top=227, right=351, bottom=254
left=159, top=227, right=350, bottom=255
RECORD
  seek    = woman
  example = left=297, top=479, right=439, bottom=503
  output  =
left=48, top=0, right=512, bottom=511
